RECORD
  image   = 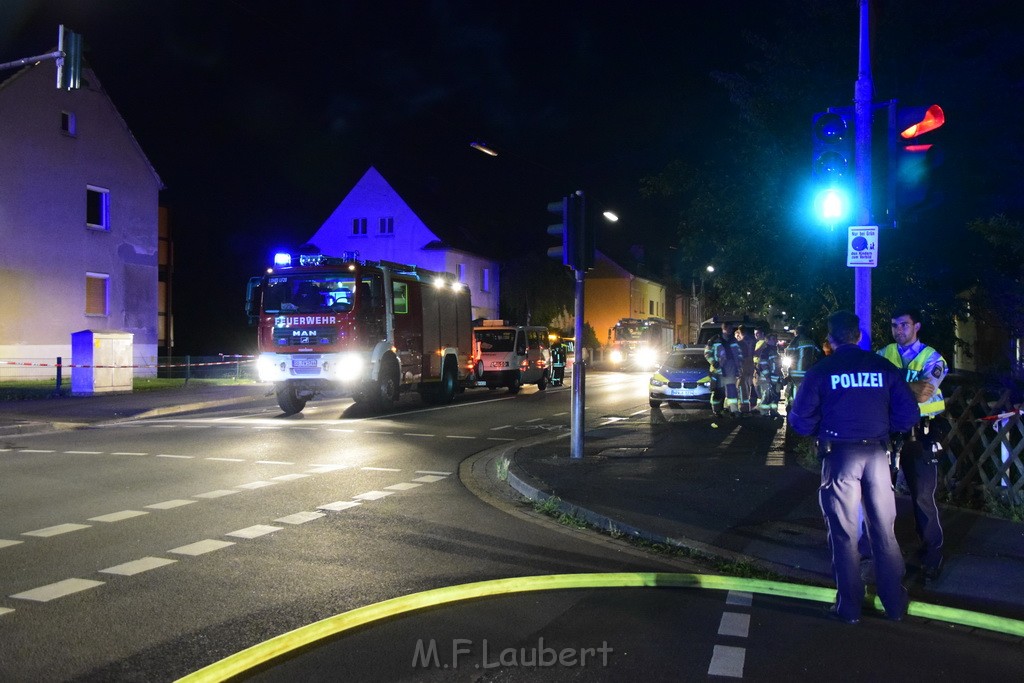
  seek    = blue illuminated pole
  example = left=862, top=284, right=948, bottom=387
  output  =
left=853, top=0, right=873, bottom=348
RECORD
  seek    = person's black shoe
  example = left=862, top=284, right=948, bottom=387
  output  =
left=823, top=605, right=860, bottom=625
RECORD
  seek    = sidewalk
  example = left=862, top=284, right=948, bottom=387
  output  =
left=0, top=382, right=270, bottom=437
left=507, top=412, right=1024, bottom=622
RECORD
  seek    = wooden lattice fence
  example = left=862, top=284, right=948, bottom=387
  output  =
left=940, top=385, right=1023, bottom=505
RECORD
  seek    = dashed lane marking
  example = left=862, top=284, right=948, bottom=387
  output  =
left=327, top=428, right=355, bottom=433
left=22, top=523, right=91, bottom=538
left=169, top=539, right=235, bottom=556
left=255, top=460, right=294, bottom=465
left=100, top=557, right=177, bottom=576
left=416, top=470, right=452, bottom=476
left=157, top=454, right=193, bottom=459
left=411, top=475, right=446, bottom=483
left=236, top=481, right=277, bottom=490
left=272, top=473, right=310, bottom=481
left=64, top=450, right=102, bottom=455
left=403, top=433, right=434, bottom=437
left=385, top=483, right=421, bottom=491
left=207, top=457, right=245, bottom=462
left=487, top=437, right=514, bottom=442
left=362, top=467, right=402, bottom=472
left=0, top=539, right=24, bottom=549
left=726, top=590, right=753, bottom=607
left=718, top=612, right=751, bottom=638
left=716, top=425, right=742, bottom=449
left=226, top=525, right=283, bottom=539
left=446, top=435, right=475, bottom=439
left=707, top=644, right=745, bottom=678
left=490, top=425, right=512, bottom=431
left=275, top=511, right=325, bottom=524
left=0, top=607, right=13, bottom=617
left=145, top=499, right=196, bottom=510
left=88, top=510, right=148, bottom=523
left=194, top=489, right=240, bottom=499
left=352, top=490, right=394, bottom=501
left=20, top=450, right=54, bottom=453
left=318, top=501, right=361, bottom=512
left=10, top=578, right=104, bottom=602
left=112, top=452, right=147, bottom=456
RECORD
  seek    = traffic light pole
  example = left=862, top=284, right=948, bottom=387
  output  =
left=570, top=266, right=586, bottom=460
left=853, top=0, right=874, bottom=349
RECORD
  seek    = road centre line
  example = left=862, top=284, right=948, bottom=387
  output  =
left=207, top=457, right=245, bottom=462
left=101, top=557, right=177, bottom=576
left=157, top=454, right=193, bottom=459
left=404, top=433, right=434, bottom=437
left=362, top=467, right=402, bottom=472
left=446, top=435, right=475, bottom=439
left=718, top=612, right=751, bottom=638
left=112, top=452, right=147, bottom=456
left=416, top=470, right=452, bottom=475
left=10, top=578, right=104, bottom=603
left=23, top=523, right=91, bottom=538
left=64, top=450, right=102, bottom=454
left=707, top=644, right=745, bottom=678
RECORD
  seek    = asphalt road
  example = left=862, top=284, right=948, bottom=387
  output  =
left=1, top=372, right=1021, bottom=681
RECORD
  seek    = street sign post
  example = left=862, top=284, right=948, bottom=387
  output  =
left=847, top=225, right=878, bottom=268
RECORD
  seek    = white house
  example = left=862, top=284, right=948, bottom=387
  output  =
left=0, top=58, right=163, bottom=377
left=306, top=167, right=499, bottom=321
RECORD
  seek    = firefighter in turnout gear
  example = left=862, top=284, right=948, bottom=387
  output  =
left=789, top=310, right=920, bottom=624
left=784, top=321, right=823, bottom=406
left=753, top=327, right=781, bottom=416
left=705, top=322, right=743, bottom=416
left=879, top=307, right=949, bottom=583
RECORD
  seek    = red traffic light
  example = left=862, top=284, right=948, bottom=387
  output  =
left=899, top=105, right=945, bottom=141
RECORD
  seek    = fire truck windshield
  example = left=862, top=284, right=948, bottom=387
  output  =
left=613, top=324, right=647, bottom=343
left=263, top=276, right=357, bottom=314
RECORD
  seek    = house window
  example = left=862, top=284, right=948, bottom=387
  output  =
left=649, top=301, right=655, bottom=315
left=86, top=186, right=110, bottom=230
left=481, top=268, right=490, bottom=293
left=61, top=110, right=77, bottom=136
left=85, top=272, right=109, bottom=316
left=457, top=263, right=465, bottom=282
left=378, top=217, right=394, bottom=234
left=352, top=218, right=367, bottom=235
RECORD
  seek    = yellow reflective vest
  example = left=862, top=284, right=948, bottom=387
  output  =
left=880, top=343, right=945, bottom=417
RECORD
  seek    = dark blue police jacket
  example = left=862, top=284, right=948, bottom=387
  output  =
left=788, top=344, right=920, bottom=440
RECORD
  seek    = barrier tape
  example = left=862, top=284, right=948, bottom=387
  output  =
left=1, top=358, right=255, bottom=370
left=976, top=407, right=1022, bottom=423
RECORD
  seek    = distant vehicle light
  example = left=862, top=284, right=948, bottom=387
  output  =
left=610, top=349, right=624, bottom=364
left=637, top=346, right=658, bottom=368
left=434, top=277, right=447, bottom=288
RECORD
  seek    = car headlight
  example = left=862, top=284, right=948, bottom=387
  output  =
left=650, top=377, right=666, bottom=387
left=610, top=349, right=623, bottom=364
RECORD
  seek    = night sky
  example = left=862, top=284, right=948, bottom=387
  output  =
left=3, top=1, right=1020, bottom=353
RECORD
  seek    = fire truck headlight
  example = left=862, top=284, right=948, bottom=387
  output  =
left=610, top=349, right=623, bottom=364
left=256, top=355, right=280, bottom=382
left=333, top=353, right=364, bottom=382
left=637, top=346, right=658, bottom=368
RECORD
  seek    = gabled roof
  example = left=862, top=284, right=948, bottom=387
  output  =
left=0, top=58, right=163, bottom=189
left=358, top=164, right=499, bottom=259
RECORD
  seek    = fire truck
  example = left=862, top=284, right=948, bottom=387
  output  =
left=607, top=317, right=674, bottom=370
left=245, top=250, right=474, bottom=414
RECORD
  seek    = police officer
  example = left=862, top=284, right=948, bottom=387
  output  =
left=790, top=311, right=920, bottom=624
left=879, top=307, right=948, bottom=582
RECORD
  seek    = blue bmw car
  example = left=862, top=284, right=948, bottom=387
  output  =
left=649, top=348, right=712, bottom=408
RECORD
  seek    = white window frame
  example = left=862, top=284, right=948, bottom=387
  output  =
left=378, top=217, right=394, bottom=234
left=352, top=217, right=367, bottom=235
left=86, top=185, right=110, bottom=231
left=481, top=267, right=491, bottom=293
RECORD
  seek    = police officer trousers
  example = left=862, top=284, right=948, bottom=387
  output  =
left=900, top=433, right=944, bottom=568
left=819, top=441, right=907, bottom=621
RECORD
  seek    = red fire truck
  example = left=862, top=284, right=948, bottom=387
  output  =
left=245, top=250, right=474, bottom=414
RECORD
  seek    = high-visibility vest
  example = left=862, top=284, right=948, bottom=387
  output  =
left=880, top=343, right=946, bottom=417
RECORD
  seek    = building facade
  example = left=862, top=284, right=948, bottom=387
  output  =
left=306, top=167, right=499, bottom=321
left=0, top=60, right=163, bottom=376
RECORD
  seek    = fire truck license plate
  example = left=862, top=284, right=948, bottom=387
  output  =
left=489, top=361, right=509, bottom=368
left=292, top=358, right=319, bottom=368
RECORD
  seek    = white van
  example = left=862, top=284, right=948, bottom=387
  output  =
left=471, top=321, right=550, bottom=393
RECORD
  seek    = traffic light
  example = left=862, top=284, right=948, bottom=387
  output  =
left=57, top=24, right=83, bottom=90
left=811, top=109, right=854, bottom=225
left=546, top=191, right=592, bottom=270
left=547, top=196, right=573, bottom=267
left=889, top=103, right=945, bottom=221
